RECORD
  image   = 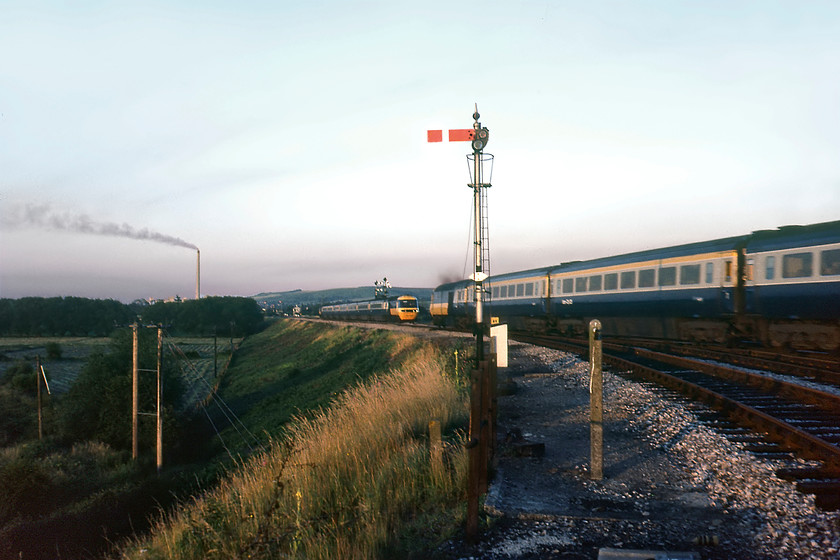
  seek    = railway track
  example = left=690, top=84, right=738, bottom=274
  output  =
left=512, top=333, right=840, bottom=510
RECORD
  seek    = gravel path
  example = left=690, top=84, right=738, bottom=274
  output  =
left=438, top=341, right=840, bottom=560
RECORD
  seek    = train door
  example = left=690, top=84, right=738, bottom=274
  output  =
left=722, top=258, right=735, bottom=314
left=743, top=254, right=755, bottom=314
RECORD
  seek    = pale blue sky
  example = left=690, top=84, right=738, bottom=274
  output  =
left=2, top=1, right=839, bottom=301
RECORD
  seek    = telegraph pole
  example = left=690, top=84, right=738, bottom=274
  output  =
left=132, top=324, right=139, bottom=460
left=36, top=355, right=43, bottom=440
left=156, top=326, right=163, bottom=474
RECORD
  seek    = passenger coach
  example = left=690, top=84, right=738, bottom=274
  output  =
left=320, top=295, right=419, bottom=322
left=431, top=220, right=840, bottom=350
left=744, top=222, right=840, bottom=349
left=548, top=235, right=749, bottom=342
left=430, top=279, right=473, bottom=328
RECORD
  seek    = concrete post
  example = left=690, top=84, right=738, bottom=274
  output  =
left=589, top=319, right=603, bottom=480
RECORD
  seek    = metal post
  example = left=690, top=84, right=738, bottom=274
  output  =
left=156, top=326, right=163, bottom=474
left=473, top=156, right=484, bottom=362
left=589, top=319, right=603, bottom=480
left=132, top=324, right=139, bottom=461
left=465, top=106, right=492, bottom=542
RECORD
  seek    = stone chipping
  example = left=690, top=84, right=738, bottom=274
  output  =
left=438, top=341, right=840, bottom=560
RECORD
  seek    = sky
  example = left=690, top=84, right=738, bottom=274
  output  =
left=2, top=1, right=839, bottom=303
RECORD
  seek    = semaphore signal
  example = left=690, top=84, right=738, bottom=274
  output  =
left=426, top=128, right=475, bottom=143
left=427, top=105, right=496, bottom=542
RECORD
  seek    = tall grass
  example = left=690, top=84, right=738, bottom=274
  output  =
left=121, top=344, right=468, bottom=559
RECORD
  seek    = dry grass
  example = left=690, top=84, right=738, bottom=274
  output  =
left=121, top=344, right=468, bottom=559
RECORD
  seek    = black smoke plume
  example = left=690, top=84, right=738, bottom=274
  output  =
left=4, top=202, right=198, bottom=250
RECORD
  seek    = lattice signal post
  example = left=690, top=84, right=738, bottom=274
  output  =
left=429, top=107, right=495, bottom=543
left=428, top=107, right=493, bottom=361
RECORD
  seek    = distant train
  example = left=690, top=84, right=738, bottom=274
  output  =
left=320, top=295, right=420, bottom=322
left=431, top=220, right=840, bottom=351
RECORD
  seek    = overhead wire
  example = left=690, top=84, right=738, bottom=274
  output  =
left=463, top=195, right=475, bottom=280
left=161, top=330, right=266, bottom=457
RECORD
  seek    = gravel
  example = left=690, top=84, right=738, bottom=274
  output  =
left=436, top=341, right=840, bottom=560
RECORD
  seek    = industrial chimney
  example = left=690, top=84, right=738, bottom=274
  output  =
left=196, top=249, right=200, bottom=300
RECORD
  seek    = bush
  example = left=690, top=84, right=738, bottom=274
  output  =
left=0, top=457, right=53, bottom=524
left=45, top=342, right=62, bottom=360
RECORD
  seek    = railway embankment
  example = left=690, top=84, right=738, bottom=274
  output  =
left=437, top=341, right=840, bottom=559
left=117, top=319, right=471, bottom=559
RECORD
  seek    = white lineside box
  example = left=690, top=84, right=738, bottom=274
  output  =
left=490, top=323, right=508, bottom=368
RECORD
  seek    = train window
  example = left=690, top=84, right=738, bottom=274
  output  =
left=659, top=267, right=676, bottom=286
left=620, top=271, right=636, bottom=289
left=604, top=273, right=618, bottom=290
left=500, top=285, right=508, bottom=298
left=782, top=252, right=813, bottom=278
left=525, top=283, right=534, bottom=296
left=821, top=249, right=840, bottom=276
left=680, top=264, right=701, bottom=285
left=516, top=284, right=524, bottom=297
left=638, top=269, right=655, bottom=288
left=765, top=256, right=776, bottom=280
left=589, top=275, right=602, bottom=291
left=492, top=286, right=499, bottom=299
left=562, top=278, right=574, bottom=293
left=575, top=277, right=587, bottom=292
left=705, top=262, right=714, bottom=284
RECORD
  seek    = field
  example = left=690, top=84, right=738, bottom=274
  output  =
left=0, top=336, right=109, bottom=393
left=0, top=335, right=239, bottom=400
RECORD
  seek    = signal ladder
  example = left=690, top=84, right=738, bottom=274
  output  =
left=478, top=183, right=491, bottom=306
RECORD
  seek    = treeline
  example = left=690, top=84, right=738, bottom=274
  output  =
left=0, top=296, right=265, bottom=337
left=0, top=297, right=135, bottom=336
left=140, top=297, right=264, bottom=336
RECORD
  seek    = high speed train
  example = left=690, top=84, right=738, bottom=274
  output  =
left=320, top=295, right=420, bottom=322
left=431, top=220, right=840, bottom=351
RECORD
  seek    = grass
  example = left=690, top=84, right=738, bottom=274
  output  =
left=120, top=324, right=469, bottom=559
left=204, top=320, right=436, bottom=457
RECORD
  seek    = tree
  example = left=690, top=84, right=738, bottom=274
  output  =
left=141, top=296, right=264, bottom=336
left=59, top=328, right=183, bottom=452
